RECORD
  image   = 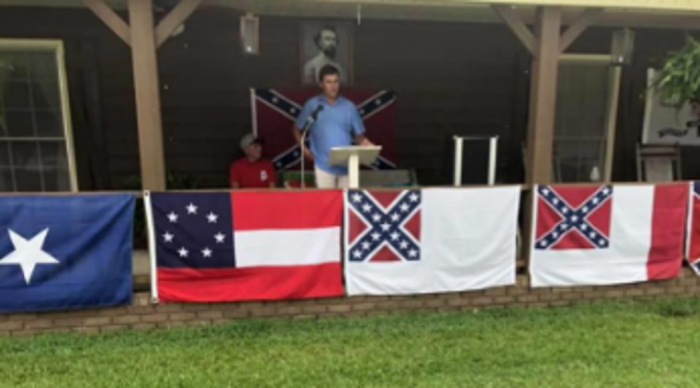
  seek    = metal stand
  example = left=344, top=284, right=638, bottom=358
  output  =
left=300, top=122, right=313, bottom=188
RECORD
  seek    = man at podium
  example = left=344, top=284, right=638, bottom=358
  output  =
left=292, top=65, right=374, bottom=189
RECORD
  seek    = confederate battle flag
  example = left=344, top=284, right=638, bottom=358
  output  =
left=251, top=88, right=396, bottom=172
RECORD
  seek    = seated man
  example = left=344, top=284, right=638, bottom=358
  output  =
left=229, top=134, right=276, bottom=189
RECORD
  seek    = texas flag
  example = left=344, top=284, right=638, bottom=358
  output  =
left=0, top=194, right=134, bottom=313
left=145, top=191, right=344, bottom=303
left=530, top=183, right=689, bottom=287
left=686, top=182, right=700, bottom=275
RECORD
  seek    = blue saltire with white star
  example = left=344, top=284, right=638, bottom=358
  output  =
left=347, top=190, right=421, bottom=262
left=535, top=185, right=613, bottom=250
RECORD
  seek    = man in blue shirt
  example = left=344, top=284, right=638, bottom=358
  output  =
left=293, top=65, right=374, bottom=188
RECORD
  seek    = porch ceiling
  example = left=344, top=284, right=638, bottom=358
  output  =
left=1, top=0, right=699, bottom=29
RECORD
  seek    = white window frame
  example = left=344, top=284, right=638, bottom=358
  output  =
left=0, top=39, right=78, bottom=192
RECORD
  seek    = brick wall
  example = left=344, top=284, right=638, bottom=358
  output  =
left=2, top=268, right=700, bottom=337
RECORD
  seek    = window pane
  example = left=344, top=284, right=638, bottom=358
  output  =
left=42, top=167, right=70, bottom=191
left=35, top=110, right=62, bottom=137
left=11, top=141, right=40, bottom=167
left=14, top=167, right=42, bottom=191
left=39, top=141, right=67, bottom=168
left=28, top=52, right=57, bottom=82
left=32, top=80, right=60, bottom=111
left=0, top=52, right=28, bottom=81
left=0, top=46, right=73, bottom=192
left=0, top=168, right=13, bottom=191
left=0, top=142, right=10, bottom=167
left=4, top=80, right=31, bottom=109
left=4, top=110, right=34, bottom=137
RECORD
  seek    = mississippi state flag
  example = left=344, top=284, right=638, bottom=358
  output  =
left=530, top=183, right=689, bottom=287
left=251, top=88, right=396, bottom=171
left=687, top=182, right=700, bottom=274
left=344, top=187, right=520, bottom=296
left=146, top=191, right=344, bottom=303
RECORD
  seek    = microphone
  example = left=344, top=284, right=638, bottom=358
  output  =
left=302, top=105, right=324, bottom=134
left=310, top=104, right=324, bottom=122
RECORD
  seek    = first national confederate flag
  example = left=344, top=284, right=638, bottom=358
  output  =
left=145, top=191, right=344, bottom=303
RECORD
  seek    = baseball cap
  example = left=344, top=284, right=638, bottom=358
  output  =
left=240, top=133, right=262, bottom=149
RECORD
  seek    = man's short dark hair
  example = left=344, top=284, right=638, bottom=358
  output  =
left=318, top=65, right=340, bottom=83
left=314, top=26, right=339, bottom=48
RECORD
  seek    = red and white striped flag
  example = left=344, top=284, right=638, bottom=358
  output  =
left=146, top=191, right=344, bottom=303
left=530, top=183, right=689, bottom=287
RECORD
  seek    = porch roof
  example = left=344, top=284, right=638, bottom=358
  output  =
left=1, top=0, right=699, bottom=29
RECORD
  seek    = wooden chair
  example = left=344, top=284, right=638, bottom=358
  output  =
left=636, top=143, right=682, bottom=182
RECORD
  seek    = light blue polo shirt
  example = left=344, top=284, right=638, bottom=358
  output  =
left=296, top=95, right=366, bottom=176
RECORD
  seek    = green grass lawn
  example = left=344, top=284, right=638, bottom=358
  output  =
left=2, top=299, right=700, bottom=388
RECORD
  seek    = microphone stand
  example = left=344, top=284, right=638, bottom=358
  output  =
left=300, top=118, right=314, bottom=189
left=299, top=105, right=323, bottom=189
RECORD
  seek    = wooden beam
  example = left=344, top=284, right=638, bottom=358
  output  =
left=522, top=6, right=562, bottom=267
left=560, top=8, right=604, bottom=52
left=83, top=0, right=131, bottom=46
left=155, top=0, right=203, bottom=48
left=129, top=0, right=166, bottom=191
left=492, top=5, right=538, bottom=56
left=525, top=6, right=562, bottom=185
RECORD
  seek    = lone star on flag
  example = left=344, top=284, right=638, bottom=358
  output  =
left=0, top=229, right=60, bottom=285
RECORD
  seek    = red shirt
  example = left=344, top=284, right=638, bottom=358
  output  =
left=229, top=158, right=277, bottom=188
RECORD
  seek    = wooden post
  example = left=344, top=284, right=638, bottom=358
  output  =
left=521, top=7, right=562, bottom=266
left=525, top=7, right=561, bottom=185
left=129, top=0, right=166, bottom=191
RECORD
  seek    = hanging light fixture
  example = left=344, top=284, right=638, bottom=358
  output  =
left=240, top=13, right=260, bottom=55
left=611, top=28, right=635, bottom=66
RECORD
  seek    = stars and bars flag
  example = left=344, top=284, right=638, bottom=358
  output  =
left=0, top=194, right=134, bottom=313
left=344, top=187, right=520, bottom=296
left=530, top=183, right=689, bottom=287
left=145, top=191, right=344, bottom=303
left=251, top=88, right=397, bottom=171
left=686, top=182, right=700, bottom=275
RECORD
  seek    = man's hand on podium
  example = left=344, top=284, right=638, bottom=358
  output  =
left=356, top=135, right=374, bottom=147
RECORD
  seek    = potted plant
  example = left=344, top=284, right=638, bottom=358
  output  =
left=650, top=35, right=700, bottom=108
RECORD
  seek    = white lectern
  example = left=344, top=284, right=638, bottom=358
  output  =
left=329, top=146, right=382, bottom=188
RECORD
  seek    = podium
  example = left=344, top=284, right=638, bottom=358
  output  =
left=329, top=146, right=382, bottom=188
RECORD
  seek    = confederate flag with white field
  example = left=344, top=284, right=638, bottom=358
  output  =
left=530, top=183, right=689, bottom=287
left=146, top=191, right=344, bottom=302
left=344, top=187, right=520, bottom=296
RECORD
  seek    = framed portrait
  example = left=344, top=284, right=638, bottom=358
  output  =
left=300, top=21, right=354, bottom=86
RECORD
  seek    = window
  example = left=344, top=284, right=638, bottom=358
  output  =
left=553, top=55, right=621, bottom=183
left=0, top=40, right=77, bottom=192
